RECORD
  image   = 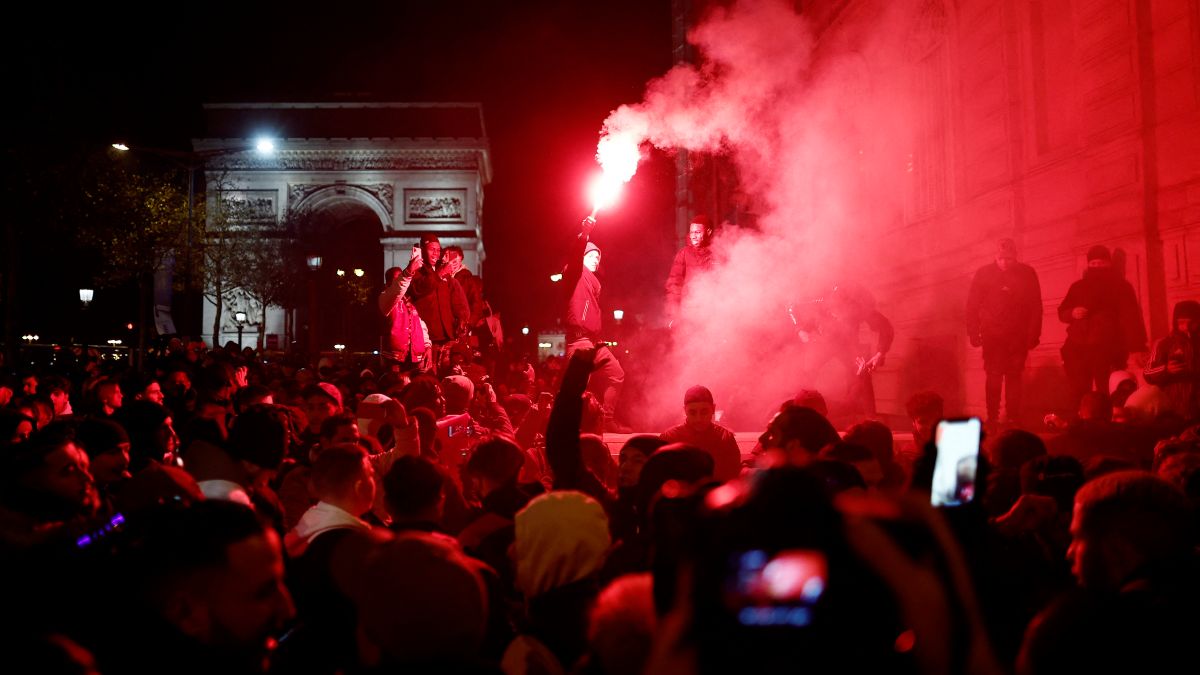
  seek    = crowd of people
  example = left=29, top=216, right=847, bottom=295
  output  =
left=0, top=219, right=1197, bottom=673
left=0, top=300, right=1196, bottom=674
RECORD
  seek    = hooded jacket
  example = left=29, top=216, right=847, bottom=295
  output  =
left=1058, top=268, right=1147, bottom=360
left=563, top=236, right=602, bottom=342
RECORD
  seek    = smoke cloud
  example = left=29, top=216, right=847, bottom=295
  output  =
left=601, top=0, right=919, bottom=429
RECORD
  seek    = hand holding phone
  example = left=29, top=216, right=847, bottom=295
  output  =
left=931, top=417, right=981, bottom=507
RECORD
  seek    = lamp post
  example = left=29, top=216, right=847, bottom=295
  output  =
left=79, top=288, right=94, bottom=308
left=234, top=310, right=247, bottom=349
left=111, top=138, right=277, bottom=339
left=306, top=255, right=323, bottom=361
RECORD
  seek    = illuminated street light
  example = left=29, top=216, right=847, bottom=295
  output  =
left=336, top=269, right=346, bottom=277
left=612, top=309, right=624, bottom=321
left=550, top=273, right=563, bottom=283
left=111, top=143, right=129, bottom=151
left=333, top=344, right=346, bottom=352
left=353, top=268, right=365, bottom=277
left=234, top=311, right=247, bottom=348
left=521, top=326, right=530, bottom=335
left=79, top=288, right=94, bottom=307
left=107, top=339, right=122, bottom=346
left=255, top=137, right=276, bottom=155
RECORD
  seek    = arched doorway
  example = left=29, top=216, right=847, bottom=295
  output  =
left=294, top=196, right=385, bottom=354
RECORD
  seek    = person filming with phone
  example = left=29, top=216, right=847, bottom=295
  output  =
left=379, top=246, right=432, bottom=372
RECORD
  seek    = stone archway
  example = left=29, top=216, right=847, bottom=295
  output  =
left=291, top=192, right=385, bottom=353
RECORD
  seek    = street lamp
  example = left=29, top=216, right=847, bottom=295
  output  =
left=306, top=255, right=322, bottom=358
left=336, top=269, right=346, bottom=277
left=306, top=255, right=323, bottom=271
left=612, top=309, right=624, bottom=321
left=79, top=288, right=94, bottom=307
left=353, top=268, right=364, bottom=277
left=234, top=310, right=247, bottom=348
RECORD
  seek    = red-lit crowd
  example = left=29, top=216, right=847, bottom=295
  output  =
left=1, top=222, right=1199, bottom=673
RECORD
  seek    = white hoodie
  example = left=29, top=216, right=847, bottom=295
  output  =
left=284, top=501, right=369, bottom=558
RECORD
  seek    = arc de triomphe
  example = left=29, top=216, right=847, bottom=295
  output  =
left=195, top=102, right=491, bottom=351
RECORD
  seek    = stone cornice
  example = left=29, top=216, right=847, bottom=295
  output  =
left=211, top=148, right=485, bottom=172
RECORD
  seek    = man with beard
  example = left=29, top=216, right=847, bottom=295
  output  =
left=966, top=238, right=1043, bottom=427
left=1057, top=245, right=1147, bottom=409
left=665, top=215, right=714, bottom=327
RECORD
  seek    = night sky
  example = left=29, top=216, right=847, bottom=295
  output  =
left=6, top=0, right=679, bottom=343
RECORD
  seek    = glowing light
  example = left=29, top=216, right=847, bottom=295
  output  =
left=590, top=132, right=642, bottom=215
left=521, top=326, right=530, bottom=335
left=306, top=255, right=323, bottom=271
left=125, top=323, right=133, bottom=330
left=255, top=137, right=276, bottom=155
left=234, top=311, right=247, bottom=324
left=111, top=143, right=129, bottom=152
left=353, top=268, right=365, bottom=277
left=79, top=288, right=94, bottom=305
left=549, top=273, right=563, bottom=283
left=612, top=309, right=624, bottom=321
left=107, top=339, right=122, bottom=346
left=333, top=344, right=346, bottom=352
left=538, top=342, right=553, bottom=349
left=336, top=269, right=346, bottom=277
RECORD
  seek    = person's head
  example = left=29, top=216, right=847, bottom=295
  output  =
left=1020, top=455, right=1085, bottom=514
left=688, top=215, right=711, bottom=248
left=383, top=455, right=446, bottom=524
left=233, top=384, right=273, bottom=415
left=636, top=445, right=715, bottom=514
left=0, top=410, right=36, bottom=444
left=420, top=234, right=442, bottom=267
left=1108, top=370, right=1137, bottom=409
left=843, top=420, right=894, bottom=465
left=116, top=400, right=179, bottom=471
left=905, top=390, right=944, bottom=445
left=1173, top=300, right=1200, bottom=336
left=22, top=374, right=38, bottom=397
left=75, top=418, right=132, bottom=487
left=310, top=444, right=375, bottom=516
left=464, top=436, right=526, bottom=499
left=351, top=532, right=489, bottom=667
left=513, top=491, right=611, bottom=598
left=0, top=422, right=99, bottom=521
left=581, top=434, right=618, bottom=491
left=44, top=377, right=71, bottom=416
left=819, top=442, right=882, bottom=488
left=1069, top=471, right=1191, bottom=591
left=166, top=369, right=192, bottom=397
left=995, top=238, right=1018, bottom=272
left=786, top=389, right=828, bottom=418
left=583, top=241, right=602, bottom=273
left=97, top=379, right=123, bottom=413
left=986, top=429, right=1047, bottom=472
left=303, top=383, right=343, bottom=431
left=443, top=245, right=465, bottom=275
left=227, top=404, right=292, bottom=476
left=587, top=573, right=657, bottom=675
left=319, top=412, right=361, bottom=448
left=134, top=378, right=165, bottom=405
left=1085, top=244, right=1112, bottom=270
left=384, top=266, right=403, bottom=286
left=683, top=385, right=716, bottom=431
left=131, top=501, right=294, bottom=660
left=619, top=436, right=668, bottom=488
left=758, top=405, right=840, bottom=464
left=440, top=376, right=473, bottom=415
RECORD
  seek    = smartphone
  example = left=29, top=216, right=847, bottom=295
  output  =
left=931, top=417, right=981, bottom=507
left=724, top=549, right=828, bottom=628
left=411, top=244, right=420, bottom=257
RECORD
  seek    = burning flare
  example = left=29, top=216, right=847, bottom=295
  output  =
left=589, top=131, right=642, bottom=216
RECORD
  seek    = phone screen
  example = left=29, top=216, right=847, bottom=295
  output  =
left=931, top=417, right=981, bottom=507
left=724, top=549, right=827, bottom=628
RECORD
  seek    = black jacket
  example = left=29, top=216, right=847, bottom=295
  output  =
left=407, top=265, right=470, bottom=342
left=1057, top=268, right=1147, bottom=360
left=563, top=233, right=602, bottom=342
left=966, top=261, right=1042, bottom=346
